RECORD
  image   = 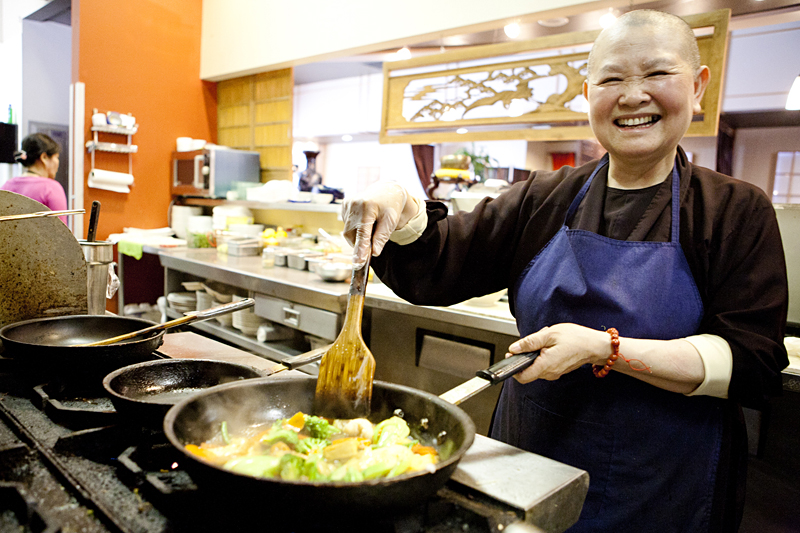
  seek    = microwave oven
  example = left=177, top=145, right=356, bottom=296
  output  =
left=171, top=147, right=261, bottom=198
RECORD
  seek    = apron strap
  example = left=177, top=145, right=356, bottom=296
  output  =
left=565, top=154, right=608, bottom=224
left=669, top=164, right=680, bottom=243
left=566, top=154, right=682, bottom=245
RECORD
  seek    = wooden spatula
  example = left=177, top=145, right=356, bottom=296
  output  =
left=314, top=251, right=375, bottom=419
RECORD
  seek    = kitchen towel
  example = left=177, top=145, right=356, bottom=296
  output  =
left=88, top=169, right=134, bottom=193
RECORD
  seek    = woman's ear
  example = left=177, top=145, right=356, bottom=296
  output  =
left=693, top=66, right=711, bottom=114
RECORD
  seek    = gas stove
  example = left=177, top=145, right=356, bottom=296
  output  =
left=0, top=351, right=587, bottom=533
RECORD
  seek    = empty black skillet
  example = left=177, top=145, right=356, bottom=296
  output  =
left=103, top=358, right=265, bottom=430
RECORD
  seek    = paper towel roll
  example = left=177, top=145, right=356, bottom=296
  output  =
left=88, top=169, right=135, bottom=193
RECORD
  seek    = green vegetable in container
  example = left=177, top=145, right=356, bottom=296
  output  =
left=260, top=428, right=299, bottom=447
left=296, top=437, right=328, bottom=455
left=372, top=417, right=410, bottom=447
left=304, top=416, right=338, bottom=440
left=220, top=421, right=230, bottom=445
left=279, top=454, right=305, bottom=481
left=223, top=455, right=281, bottom=478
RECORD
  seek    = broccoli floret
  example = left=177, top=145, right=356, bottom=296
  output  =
left=260, top=428, right=299, bottom=447
left=279, top=454, right=305, bottom=481
left=302, top=453, right=328, bottom=481
left=295, top=437, right=328, bottom=455
left=304, top=416, right=338, bottom=440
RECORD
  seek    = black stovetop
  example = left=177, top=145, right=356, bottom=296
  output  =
left=0, top=362, right=521, bottom=533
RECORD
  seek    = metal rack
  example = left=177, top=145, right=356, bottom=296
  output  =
left=85, top=110, right=138, bottom=175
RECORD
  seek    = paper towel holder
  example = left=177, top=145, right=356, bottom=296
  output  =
left=86, top=108, right=137, bottom=191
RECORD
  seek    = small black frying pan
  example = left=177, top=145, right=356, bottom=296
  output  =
left=103, top=359, right=265, bottom=429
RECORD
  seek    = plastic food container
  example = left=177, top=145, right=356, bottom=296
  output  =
left=186, top=216, right=213, bottom=248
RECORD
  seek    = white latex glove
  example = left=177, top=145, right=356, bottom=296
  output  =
left=342, top=182, right=415, bottom=266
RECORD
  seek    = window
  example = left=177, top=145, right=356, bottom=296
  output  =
left=772, top=151, right=800, bottom=204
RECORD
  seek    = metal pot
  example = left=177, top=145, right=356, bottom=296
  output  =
left=163, top=376, right=475, bottom=516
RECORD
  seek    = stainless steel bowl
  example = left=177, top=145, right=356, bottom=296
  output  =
left=318, top=262, right=351, bottom=282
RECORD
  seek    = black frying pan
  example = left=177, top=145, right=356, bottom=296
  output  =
left=103, top=359, right=266, bottom=429
left=163, top=377, right=476, bottom=516
left=0, top=315, right=165, bottom=377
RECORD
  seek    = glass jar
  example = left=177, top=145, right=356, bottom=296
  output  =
left=262, top=246, right=276, bottom=268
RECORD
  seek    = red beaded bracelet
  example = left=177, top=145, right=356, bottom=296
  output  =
left=593, top=328, right=621, bottom=378
left=592, top=328, right=652, bottom=378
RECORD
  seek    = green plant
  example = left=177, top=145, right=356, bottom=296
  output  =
left=455, top=145, right=498, bottom=181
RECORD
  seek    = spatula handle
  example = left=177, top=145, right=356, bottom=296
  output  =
left=476, top=351, right=541, bottom=384
left=349, top=246, right=372, bottom=297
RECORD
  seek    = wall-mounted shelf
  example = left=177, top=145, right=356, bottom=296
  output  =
left=87, top=109, right=137, bottom=178
left=86, top=141, right=139, bottom=154
left=91, top=124, right=138, bottom=135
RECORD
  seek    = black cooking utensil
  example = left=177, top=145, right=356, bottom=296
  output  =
left=86, top=201, right=100, bottom=242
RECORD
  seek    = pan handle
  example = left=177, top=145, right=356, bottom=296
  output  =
left=476, top=350, right=541, bottom=384
left=75, top=298, right=256, bottom=347
left=189, top=298, right=255, bottom=320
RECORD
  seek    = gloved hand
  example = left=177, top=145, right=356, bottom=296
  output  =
left=341, top=182, right=417, bottom=267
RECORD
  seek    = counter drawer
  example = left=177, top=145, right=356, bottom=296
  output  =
left=254, top=293, right=340, bottom=340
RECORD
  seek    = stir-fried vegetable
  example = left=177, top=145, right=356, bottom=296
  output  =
left=186, top=412, right=440, bottom=483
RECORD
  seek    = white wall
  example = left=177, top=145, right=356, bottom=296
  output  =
left=21, top=19, right=71, bottom=132
left=294, top=73, right=382, bottom=138
left=0, top=0, right=49, bottom=183
left=680, top=136, right=717, bottom=170
left=723, top=19, right=800, bottom=112
left=732, top=127, right=800, bottom=196
left=200, top=0, right=606, bottom=81
left=320, top=140, right=425, bottom=200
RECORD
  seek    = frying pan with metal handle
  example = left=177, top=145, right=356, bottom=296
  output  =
left=163, top=351, right=540, bottom=517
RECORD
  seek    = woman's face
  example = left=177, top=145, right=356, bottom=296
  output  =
left=42, top=153, right=60, bottom=179
left=583, top=23, right=709, bottom=170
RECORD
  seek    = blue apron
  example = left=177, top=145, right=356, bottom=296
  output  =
left=491, top=155, right=724, bottom=532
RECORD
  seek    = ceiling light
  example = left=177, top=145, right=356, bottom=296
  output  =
left=537, top=17, right=569, bottom=28
left=786, top=74, right=800, bottom=110
left=504, top=23, right=521, bottom=39
left=599, top=9, right=617, bottom=29
left=341, top=134, right=353, bottom=142
left=395, top=47, right=411, bottom=60
left=456, top=128, right=468, bottom=134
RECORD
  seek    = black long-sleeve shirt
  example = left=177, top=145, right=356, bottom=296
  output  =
left=373, top=147, right=789, bottom=406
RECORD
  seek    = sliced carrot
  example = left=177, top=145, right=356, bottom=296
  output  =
left=411, top=444, right=438, bottom=456
left=185, top=444, right=212, bottom=460
left=287, top=411, right=306, bottom=429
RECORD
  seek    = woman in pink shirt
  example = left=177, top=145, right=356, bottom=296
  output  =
left=1, top=133, right=68, bottom=224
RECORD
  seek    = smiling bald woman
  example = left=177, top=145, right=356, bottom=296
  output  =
left=343, top=10, right=789, bottom=533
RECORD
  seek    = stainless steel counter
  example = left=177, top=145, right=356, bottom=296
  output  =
left=159, top=248, right=351, bottom=314
left=158, top=248, right=519, bottom=336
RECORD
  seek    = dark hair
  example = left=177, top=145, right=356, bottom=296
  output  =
left=14, top=133, right=60, bottom=167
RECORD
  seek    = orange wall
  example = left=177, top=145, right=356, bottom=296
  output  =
left=74, top=0, right=216, bottom=240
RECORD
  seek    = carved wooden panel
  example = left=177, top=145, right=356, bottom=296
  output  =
left=381, top=10, right=729, bottom=144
